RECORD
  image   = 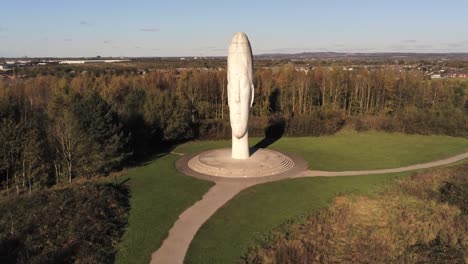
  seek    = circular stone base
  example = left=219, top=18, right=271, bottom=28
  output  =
left=186, top=148, right=296, bottom=179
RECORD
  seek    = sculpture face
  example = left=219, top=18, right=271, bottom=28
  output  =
left=227, top=32, right=254, bottom=139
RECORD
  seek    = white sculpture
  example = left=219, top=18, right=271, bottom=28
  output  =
left=227, top=32, right=254, bottom=159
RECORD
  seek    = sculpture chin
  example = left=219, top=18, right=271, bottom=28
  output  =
left=232, top=129, right=247, bottom=139
left=231, top=123, right=248, bottom=139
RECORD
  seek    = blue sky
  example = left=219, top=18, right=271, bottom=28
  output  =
left=1, top=0, right=468, bottom=57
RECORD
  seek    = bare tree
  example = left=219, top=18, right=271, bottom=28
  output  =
left=50, top=112, right=86, bottom=184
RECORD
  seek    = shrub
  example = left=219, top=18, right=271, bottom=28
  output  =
left=286, top=109, right=346, bottom=136
left=409, top=236, right=465, bottom=264
left=354, top=109, right=468, bottom=137
left=0, top=183, right=129, bottom=264
left=439, top=182, right=468, bottom=214
left=242, top=164, right=468, bottom=263
left=196, top=119, right=231, bottom=140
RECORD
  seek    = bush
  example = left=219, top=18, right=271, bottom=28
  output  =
left=354, top=115, right=403, bottom=132
left=242, top=164, right=468, bottom=263
left=439, top=182, right=468, bottom=214
left=197, top=110, right=345, bottom=140
left=409, top=236, right=465, bottom=264
left=354, top=108, right=468, bottom=137
left=286, top=109, right=346, bottom=136
left=0, top=183, right=129, bottom=264
left=196, top=119, right=231, bottom=140
left=197, top=117, right=268, bottom=140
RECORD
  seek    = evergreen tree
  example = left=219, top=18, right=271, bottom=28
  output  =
left=73, top=92, right=130, bottom=174
left=144, top=90, right=192, bottom=142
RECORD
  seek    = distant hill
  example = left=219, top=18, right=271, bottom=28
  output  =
left=3, top=52, right=468, bottom=62
left=254, top=52, right=468, bottom=60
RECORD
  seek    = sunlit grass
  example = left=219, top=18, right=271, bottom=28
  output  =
left=175, top=130, right=468, bottom=171
left=185, top=172, right=408, bottom=264
left=116, top=131, right=468, bottom=263
left=114, top=154, right=213, bottom=264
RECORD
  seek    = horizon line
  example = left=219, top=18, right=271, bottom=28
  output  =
left=3, top=51, right=468, bottom=59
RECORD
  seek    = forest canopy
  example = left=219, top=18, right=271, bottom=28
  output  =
left=0, top=65, right=467, bottom=194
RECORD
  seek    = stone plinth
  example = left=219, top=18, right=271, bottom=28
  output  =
left=187, top=148, right=295, bottom=178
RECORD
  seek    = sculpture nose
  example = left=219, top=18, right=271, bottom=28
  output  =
left=235, top=79, right=240, bottom=103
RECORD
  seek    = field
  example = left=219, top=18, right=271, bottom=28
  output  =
left=185, top=172, right=409, bottom=263
left=115, top=131, right=468, bottom=263
left=175, top=131, right=468, bottom=171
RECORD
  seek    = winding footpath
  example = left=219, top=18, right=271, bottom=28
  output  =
left=151, top=150, right=468, bottom=264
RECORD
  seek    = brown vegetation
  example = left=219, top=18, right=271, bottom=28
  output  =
left=0, top=183, right=129, bottom=264
left=0, top=65, right=467, bottom=196
left=242, top=164, right=468, bottom=263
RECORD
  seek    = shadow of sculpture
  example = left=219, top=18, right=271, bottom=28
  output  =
left=251, top=114, right=286, bottom=155
left=250, top=88, right=286, bottom=155
left=268, top=88, right=281, bottom=113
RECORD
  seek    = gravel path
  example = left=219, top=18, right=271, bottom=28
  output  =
left=150, top=150, right=468, bottom=264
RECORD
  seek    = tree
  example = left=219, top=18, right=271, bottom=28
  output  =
left=22, top=127, right=49, bottom=193
left=144, top=90, right=192, bottom=142
left=73, top=92, right=130, bottom=174
left=0, top=118, right=23, bottom=194
left=50, top=111, right=86, bottom=184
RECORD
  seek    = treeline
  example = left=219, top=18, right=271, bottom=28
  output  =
left=0, top=66, right=467, bottom=195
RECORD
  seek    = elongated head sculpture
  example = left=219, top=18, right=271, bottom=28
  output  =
left=228, top=32, right=254, bottom=159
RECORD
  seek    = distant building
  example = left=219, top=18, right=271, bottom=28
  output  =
left=447, top=73, right=468, bottom=78
left=431, top=74, right=441, bottom=79
left=59, top=59, right=129, bottom=64
left=59, top=60, right=86, bottom=64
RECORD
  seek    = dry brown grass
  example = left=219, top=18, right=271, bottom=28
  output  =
left=243, top=164, right=468, bottom=264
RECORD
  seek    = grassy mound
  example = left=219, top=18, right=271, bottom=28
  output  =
left=0, top=183, right=129, bottom=264
left=242, top=164, right=468, bottom=263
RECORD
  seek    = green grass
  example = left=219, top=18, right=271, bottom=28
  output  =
left=114, top=154, right=214, bottom=264
left=185, top=173, right=409, bottom=264
left=115, top=131, right=468, bottom=263
left=182, top=131, right=468, bottom=263
left=175, top=131, right=468, bottom=171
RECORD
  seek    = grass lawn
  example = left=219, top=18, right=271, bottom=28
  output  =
left=114, top=154, right=213, bottom=264
left=185, top=172, right=410, bottom=264
left=182, top=131, right=468, bottom=263
left=175, top=131, right=468, bottom=171
left=115, top=131, right=468, bottom=263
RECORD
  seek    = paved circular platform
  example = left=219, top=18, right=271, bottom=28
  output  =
left=176, top=148, right=308, bottom=182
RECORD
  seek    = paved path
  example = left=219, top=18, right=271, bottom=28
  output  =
left=151, top=181, right=255, bottom=264
left=150, top=151, right=468, bottom=264
left=296, top=151, right=468, bottom=177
